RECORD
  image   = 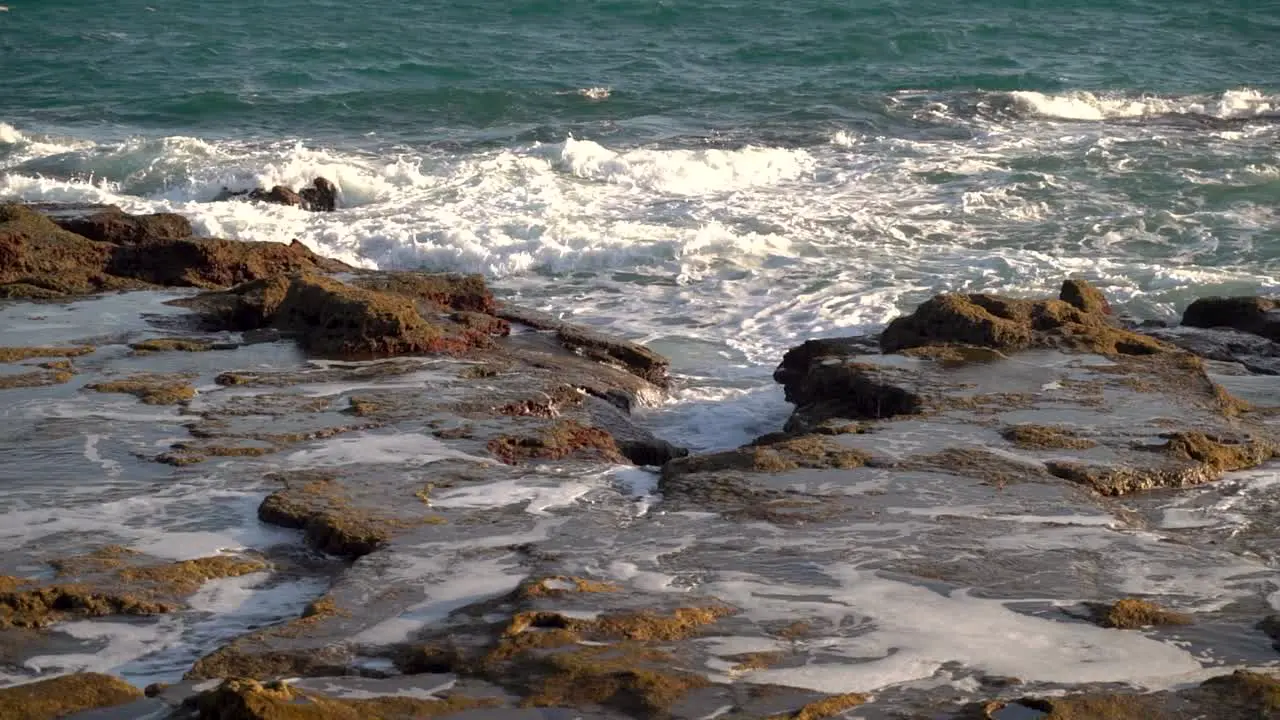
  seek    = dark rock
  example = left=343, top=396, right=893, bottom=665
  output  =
left=1146, top=325, right=1280, bottom=375
left=1182, top=296, right=1280, bottom=341
left=215, top=177, right=338, bottom=211
left=1059, top=277, right=1112, bottom=315
left=298, top=176, right=337, bottom=212
left=499, top=304, right=669, bottom=387
left=880, top=292, right=1166, bottom=355
left=248, top=185, right=304, bottom=208
left=618, top=438, right=688, bottom=467
left=773, top=344, right=925, bottom=431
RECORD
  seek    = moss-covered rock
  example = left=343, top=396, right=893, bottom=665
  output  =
left=1088, top=598, right=1192, bottom=629
left=0, top=672, right=142, bottom=720
left=488, top=419, right=626, bottom=465
left=188, top=678, right=494, bottom=720
left=130, top=337, right=215, bottom=353
left=87, top=374, right=197, bottom=404
left=257, top=474, right=424, bottom=558
left=664, top=434, right=870, bottom=482
left=880, top=292, right=1166, bottom=355
left=1059, top=278, right=1112, bottom=315
left=352, top=271, right=497, bottom=315
left=0, top=346, right=95, bottom=363
left=1001, top=424, right=1097, bottom=450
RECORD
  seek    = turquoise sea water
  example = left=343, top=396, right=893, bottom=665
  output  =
left=2, top=0, right=1280, bottom=397
left=3, top=0, right=1278, bottom=142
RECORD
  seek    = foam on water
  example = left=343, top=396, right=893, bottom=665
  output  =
left=428, top=475, right=600, bottom=515
left=1007, top=88, right=1280, bottom=122
left=708, top=569, right=1205, bottom=694
left=284, top=433, right=493, bottom=467
left=19, top=573, right=328, bottom=687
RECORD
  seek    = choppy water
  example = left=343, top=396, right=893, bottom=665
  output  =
left=3, top=0, right=1280, bottom=706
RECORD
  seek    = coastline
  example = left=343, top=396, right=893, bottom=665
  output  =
left=1, top=202, right=1279, bottom=718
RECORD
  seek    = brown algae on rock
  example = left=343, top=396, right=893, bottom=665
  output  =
left=87, top=373, right=197, bottom=404
left=0, top=369, right=75, bottom=390
left=488, top=419, right=626, bottom=464
left=129, top=337, right=215, bottom=353
left=0, top=672, right=142, bottom=720
left=1088, top=598, right=1192, bottom=629
left=766, top=693, right=869, bottom=719
left=0, top=345, right=95, bottom=363
left=190, top=678, right=496, bottom=720
left=1001, top=424, right=1097, bottom=450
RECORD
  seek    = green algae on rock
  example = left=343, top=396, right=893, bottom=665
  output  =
left=0, top=672, right=142, bottom=720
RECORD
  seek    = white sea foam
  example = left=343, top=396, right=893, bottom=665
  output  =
left=284, top=433, right=492, bottom=467
left=1008, top=88, right=1279, bottom=121
left=709, top=570, right=1204, bottom=693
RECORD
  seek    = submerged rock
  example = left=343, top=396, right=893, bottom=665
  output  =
left=0, top=672, right=142, bottom=720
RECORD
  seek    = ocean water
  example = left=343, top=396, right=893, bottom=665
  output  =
left=4, top=0, right=1280, bottom=704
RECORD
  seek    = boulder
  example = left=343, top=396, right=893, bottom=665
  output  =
left=216, top=177, right=338, bottom=212
left=1059, top=277, right=1112, bottom=315
left=1182, top=296, right=1280, bottom=341
left=299, top=176, right=338, bottom=212
left=272, top=274, right=490, bottom=357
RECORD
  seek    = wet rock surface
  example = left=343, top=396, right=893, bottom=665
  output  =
left=214, top=177, right=339, bottom=212
left=3, top=216, right=1280, bottom=719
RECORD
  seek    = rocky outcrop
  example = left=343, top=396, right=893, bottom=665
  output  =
left=0, top=203, right=350, bottom=299
left=108, top=237, right=349, bottom=289
left=1059, top=277, right=1112, bottom=315
left=44, top=204, right=192, bottom=244
left=215, top=177, right=338, bottom=211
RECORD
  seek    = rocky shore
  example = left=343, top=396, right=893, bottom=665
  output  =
left=1, top=204, right=1279, bottom=719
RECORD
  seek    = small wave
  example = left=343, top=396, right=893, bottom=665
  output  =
left=1006, top=88, right=1279, bottom=122
left=540, top=137, right=813, bottom=195
left=578, top=87, right=611, bottom=101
